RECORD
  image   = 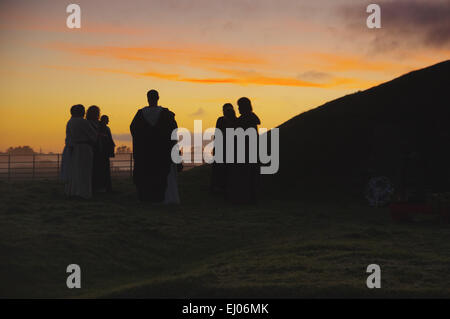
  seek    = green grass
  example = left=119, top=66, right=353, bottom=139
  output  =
left=1, top=166, right=450, bottom=298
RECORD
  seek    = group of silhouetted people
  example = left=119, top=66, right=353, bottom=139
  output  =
left=61, top=105, right=115, bottom=199
left=62, top=90, right=261, bottom=205
left=210, top=98, right=261, bottom=204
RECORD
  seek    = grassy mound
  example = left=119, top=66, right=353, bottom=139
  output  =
left=270, top=60, right=450, bottom=196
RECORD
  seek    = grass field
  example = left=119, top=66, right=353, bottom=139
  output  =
left=1, top=166, right=450, bottom=298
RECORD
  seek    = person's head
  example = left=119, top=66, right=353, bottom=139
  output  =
left=237, top=97, right=252, bottom=116
left=100, top=115, right=109, bottom=125
left=147, top=89, right=159, bottom=106
left=222, top=103, right=236, bottom=119
left=86, top=105, right=100, bottom=121
left=70, top=104, right=85, bottom=118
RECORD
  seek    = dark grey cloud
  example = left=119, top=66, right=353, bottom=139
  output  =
left=341, top=0, right=450, bottom=51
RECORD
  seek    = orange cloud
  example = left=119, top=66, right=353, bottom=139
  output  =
left=46, top=42, right=411, bottom=77
left=47, top=43, right=267, bottom=67
left=304, top=52, right=400, bottom=72
left=210, top=68, right=377, bottom=88
left=44, top=43, right=384, bottom=89
left=45, top=64, right=377, bottom=89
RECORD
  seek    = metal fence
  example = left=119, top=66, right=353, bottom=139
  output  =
left=0, top=153, right=201, bottom=181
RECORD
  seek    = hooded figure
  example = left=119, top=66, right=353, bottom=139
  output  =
left=130, top=90, right=179, bottom=203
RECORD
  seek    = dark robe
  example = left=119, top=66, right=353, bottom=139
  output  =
left=96, top=123, right=115, bottom=192
left=226, top=112, right=261, bottom=204
left=130, top=107, right=178, bottom=202
left=88, top=120, right=104, bottom=192
left=210, top=115, right=236, bottom=193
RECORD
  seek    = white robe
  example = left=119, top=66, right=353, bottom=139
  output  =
left=63, top=117, right=97, bottom=199
left=164, top=163, right=180, bottom=204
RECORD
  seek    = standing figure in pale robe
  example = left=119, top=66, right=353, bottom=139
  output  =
left=61, top=104, right=84, bottom=183
left=64, top=104, right=98, bottom=199
left=130, top=89, right=180, bottom=204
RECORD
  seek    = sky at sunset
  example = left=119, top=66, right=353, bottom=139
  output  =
left=0, top=0, right=449, bottom=152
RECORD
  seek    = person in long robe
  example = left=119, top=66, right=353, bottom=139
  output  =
left=226, top=97, right=261, bottom=204
left=130, top=89, right=180, bottom=204
left=210, top=103, right=237, bottom=194
left=61, top=104, right=84, bottom=182
left=97, top=115, right=115, bottom=192
left=64, top=105, right=98, bottom=199
left=86, top=105, right=105, bottom=192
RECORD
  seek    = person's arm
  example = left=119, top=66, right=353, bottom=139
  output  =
left=107, top=126, right=115, bottom=147
left=130, top=111, right=141, bottom=160
left=105, top=126, right=115, bottom=157
left=65, top=121, right=72, bottom=146
left=167, top=110, right=178, bottom=144
left=130, top=111, right=140, bottom=138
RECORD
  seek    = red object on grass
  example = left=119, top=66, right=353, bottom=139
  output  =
left=389, top=202, right=433, bottom=222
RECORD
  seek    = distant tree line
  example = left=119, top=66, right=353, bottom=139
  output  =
left=6, top=146, right=35, bottom=155
left=116, top=145, right=131, bottom=154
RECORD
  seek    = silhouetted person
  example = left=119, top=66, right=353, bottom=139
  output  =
left=210, top=103, right=237, bottom=194
left=130, top=90, right=180, bottom=203
left=86, top=105, right=106, bottom=192
left=226, top=97, right=261, bottom=204
left=63, top=104, right=97, bottom=199
left=61, top=104, right=84, bottom=183
left=98, top=115, right=115, bottom=192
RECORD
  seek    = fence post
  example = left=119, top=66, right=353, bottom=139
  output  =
left=32, top=154, right=35, bottom=180
left=8, top=153, right=11, bottom=181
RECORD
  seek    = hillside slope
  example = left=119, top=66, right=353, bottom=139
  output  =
left=270, top=60, right=450, bottom=197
